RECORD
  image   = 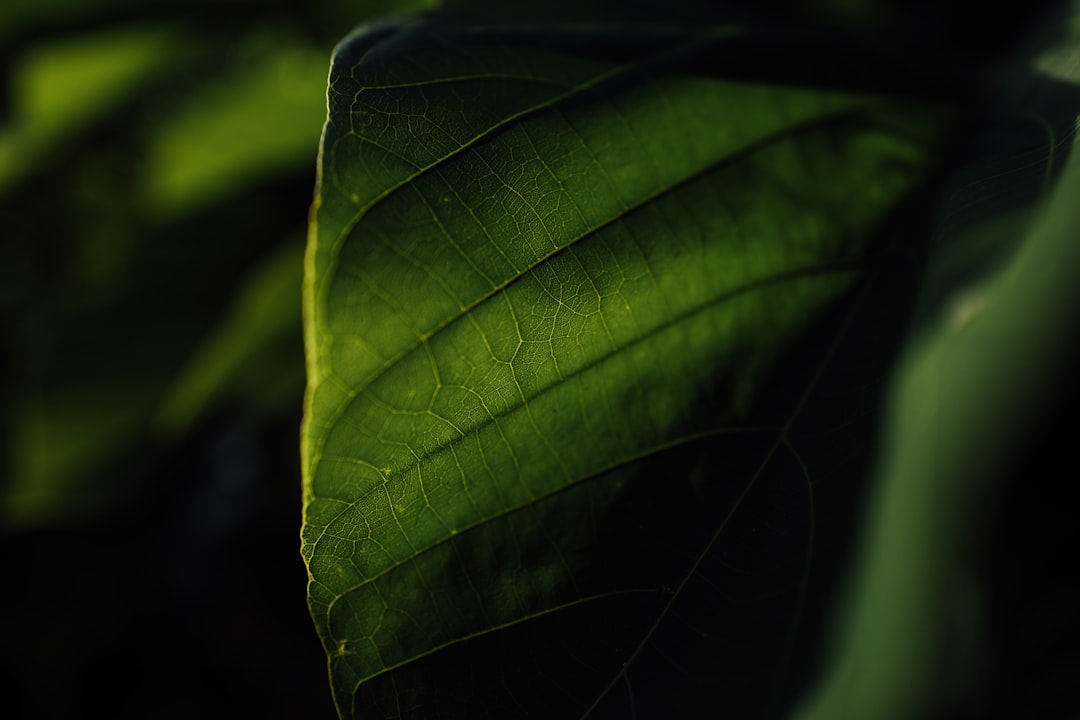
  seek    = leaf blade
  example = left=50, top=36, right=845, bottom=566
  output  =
left=302, top=18, right=943, bottom=718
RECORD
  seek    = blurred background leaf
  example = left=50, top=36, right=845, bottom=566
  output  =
left=793, top=4, right=1080, bottom=716
left=0, top=0, right=436, bottom=716
left=0, top=0, right=439, bottom=532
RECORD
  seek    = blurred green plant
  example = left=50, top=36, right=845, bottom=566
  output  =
left=0, top=0, right=437, bottom=530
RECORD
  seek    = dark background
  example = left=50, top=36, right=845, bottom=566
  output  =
left=1, top=0, right=1075, bottom=717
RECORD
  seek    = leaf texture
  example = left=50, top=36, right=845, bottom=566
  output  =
left=301, top=17, right=941, bottom=718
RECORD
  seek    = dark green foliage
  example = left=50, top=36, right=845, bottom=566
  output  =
left=1, top=1, right=1077, bottom=718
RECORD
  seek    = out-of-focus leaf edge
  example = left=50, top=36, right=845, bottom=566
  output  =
left=791, top=116, right=1080, bottom=720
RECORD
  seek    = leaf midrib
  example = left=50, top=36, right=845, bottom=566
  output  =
left=314, top=260, right=858, bottom=616
left=319, top=26, right=690, bottom=313
left=307, top=104, right=871, bottom=492
left=306, top=26, right=687, bottom=490
left=328, top=253, right=866, bottom=699
left=309, top=21, right=747, bottom=397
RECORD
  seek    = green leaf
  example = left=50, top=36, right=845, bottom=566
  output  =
left=0, top=26, right=179, bottom=195
left=301, top=17, right=943, bottom=717
left=140, top=31, right=329, bottom=220
left=793, top=118, right=1080, bottom=720
left=792, top=19, right=1080, bottom=717
left=154, top=237, right=305, bottom=436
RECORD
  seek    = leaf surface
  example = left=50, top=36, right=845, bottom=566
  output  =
left=301, top=17, right=942, bottom=718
